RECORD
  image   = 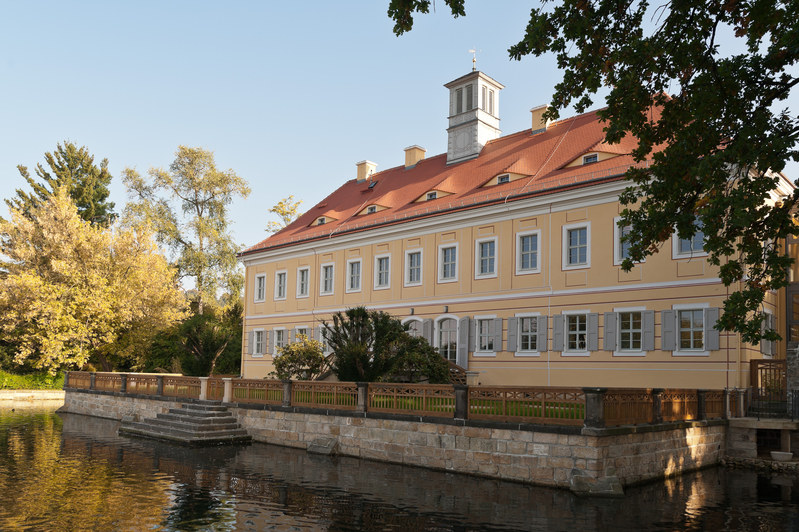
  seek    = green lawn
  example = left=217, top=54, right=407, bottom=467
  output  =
left=0, top=370, right=65, bottom=390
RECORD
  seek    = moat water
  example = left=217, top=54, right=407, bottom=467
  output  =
left=2, top=407, right=799, bottom=531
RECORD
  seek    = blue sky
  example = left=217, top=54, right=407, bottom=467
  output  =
left=1, top=2, right=796, bottom=253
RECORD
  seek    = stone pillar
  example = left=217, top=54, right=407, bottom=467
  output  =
left=89, top=372, right=96, bottom=391
left=63, top=372, right=70, bottom=389
left=465, top=371, right=480, bottom=386
left=737, top=388, right=748, bottom=418
left=282, top=380, right=292, bottom=407
left=652, top=389, right=664, bottom=424
left=156, top=376, right=164, bottom=396
left=697, top=389, right=707, bottom=420
left=583, top=388, right=607, bottom=428
left=723, top=389, right=730, bottom=419
left=454, top=384, right=468, bottom=420
left=198, top=377, right=209, bottom=401
left=356, top=382, right=368, bottom=413
left=222, top=378, right=233, bottom=404
left=120, top=373, right=127, bottom=394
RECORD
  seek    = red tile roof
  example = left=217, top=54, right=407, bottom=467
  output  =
left=242, top=107, right=652, bottom=256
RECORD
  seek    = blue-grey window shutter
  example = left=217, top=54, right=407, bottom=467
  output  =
left=507, top=318, right=518, bottom=352
left=704, top=307, right=720, bottom=351
left=603, top=312, right=617, bottom=351
left=267, top=330, right=274, bottom=355
left=247, top=331, right=254, bottom=355
left=289, top=329, right=295, bottom=344
left=770, top=313, right=777, bottom=355
left=493, top=318, right=503, bottom=352
left=422, top=319, right=433, bottom=344
left=587, top=313, right=599, bottom=351
left=468, top=318, right=476, bottom=352
left=537, top=316, right=548, bottom=352
left=661, top=310, right=676, bottom=351
left=642, top=310, right=655, bottom=351
left=552, top=315, right=564, bottom=352
left=457, top=317, right=470, bottom=369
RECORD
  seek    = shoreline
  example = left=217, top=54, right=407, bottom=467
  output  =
left=0, top=389, right=65, bottom=407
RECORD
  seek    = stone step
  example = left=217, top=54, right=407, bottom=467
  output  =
left=156, top=412, right=240, bottom=425
left=182, top=403, right=228, bottom=412
left=151, top=416, right=241, bottom=432
left=167, top=407, right=230, bottom=418
left=121, top=421, right=250, bottom=439
left=119, top=425, right=251, bottom=446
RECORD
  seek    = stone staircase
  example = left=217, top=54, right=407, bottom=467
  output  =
left=118, top=402, right=251, bottom=446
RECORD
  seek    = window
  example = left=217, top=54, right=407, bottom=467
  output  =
left=566, top=314, right=588, bottom=351
left=583, top=154, right=598, bottom=165
left=295, top=327, right=308, bottom=340
left=317, top=217, right=326, bottom=225
left=618, top=311, right=642, bottom=351
left=375, top=255, right=390, bottom=289
left=497, top=174, right=510, bottom=184
left=367, top=205, right=376, bottom=214
left=438, top=318, right=458, bottom=362
left=465, top=84, right=473, bottom=110
left=613, top=217, right=633, bottom=265
left=426, top=191, right=437, bottom=201
left=274, top=271, right=286, bottom=300
left=347, top=260, right=361, bottom=292
left=439, top=244, right=458, bottom=282
left=253, top=330, right=264, bottom=356
left=254, top=274, right=266, bottom=302
left=679, top=309, right=704, bottom=350
left=456, top=88, right=463, bottom=114
left=519, top=317, right=538, bottom=351
left=274, top=329, right=286, bottom=354
left=405, top=250, right=422, bottom=286
left=517, top=231, right=540, bottom=274
left=676, top=222, right=706, bottom=256
left=562, top=223, right=591, bottom=269
left=321, top=264, right=334, bottom=295
left=481, top=86, right=487, bottom=111
left=406, top=320, right=422, bottom=338
left=488, top=89, right=494, bottom=115
left=297, top=267, right=309, bottom=298
left=475, top=238, right=497, bottom=278
left=477, top=319, right=494, bottom=351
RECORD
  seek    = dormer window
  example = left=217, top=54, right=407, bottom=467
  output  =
left=367, top=206, right=376, bottom=214
left=317, top=217, right=326, bottom=225
left=583, top=154, right=598, bottom=165
left=427, top=191, right=438, bottom=201
left=497, top=174, right=510, bottom=184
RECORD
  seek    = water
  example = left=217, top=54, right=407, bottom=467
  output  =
left=2, top=408, right=799, bottom=531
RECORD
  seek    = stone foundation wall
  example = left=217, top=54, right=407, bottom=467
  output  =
left=61, top=389, right=726, bottom=489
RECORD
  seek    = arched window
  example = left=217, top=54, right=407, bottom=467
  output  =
left=438, top=318, right=458, bottom=362
left=404, top=318, right=423, bottom=338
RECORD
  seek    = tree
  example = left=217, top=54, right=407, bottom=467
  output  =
left=0, top=191, right=187, bottom=374
left=388, top=335, right=450, bottom=384
left=265, top=195, right=302, bottom=233
left=123, top=146, right=251, bottom=313
left=270, top=334, right=328, bottom=380
left=387, top=1, right=798, bottom=344
left=6, top=141, right=115, bottom=225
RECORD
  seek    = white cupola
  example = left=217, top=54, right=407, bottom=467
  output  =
left=444, top=71, right=504, bottom=164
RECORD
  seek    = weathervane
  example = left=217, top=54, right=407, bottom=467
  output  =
left=469, top=48, right=478, bottom=71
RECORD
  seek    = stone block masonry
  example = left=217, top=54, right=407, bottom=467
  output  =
left=61, top=388, right=726, bottom=490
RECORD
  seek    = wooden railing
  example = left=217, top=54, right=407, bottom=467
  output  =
left=704, top=390, right=725, bottom=419
left=603, top=389, right=654, bottom=427
left=93, top=373, right=122, bottom=392
left=291, top=381, right=358, bottom=410
left=661, top=389, right=699, bottom=422
left=232, top=379, right=284, bottom=405
left=162, top=376, right=202, bottom=399
left=66, top=371, right=92, bottom=390
left=126, top=374, right=159, bottom=395
left=468, top=386, right=585, bottom=425
left=208, top=378, right=226, bottom=401
left=368, top=383, right=455, bottom=417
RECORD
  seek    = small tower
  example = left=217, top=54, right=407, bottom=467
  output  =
left=444, top=71, right=504, bottom=164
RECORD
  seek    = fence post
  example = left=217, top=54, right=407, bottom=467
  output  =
left=282, top=380, right=292, bottom=407
left=723, top=388, right=730, bottom=419
left=198, top=377, right=209, bottom=401
left=356, top=382, right=368, bottom=413
left=697, top=389, right=707, bottom=420
left=583, top=388, right=607, bottom=428
left=156, top=376, right=164, bottom=396
left=454, top=384, right=468, bottom=420
left=738, top=388, right=748, bottom=417
left=652, top=388, right=664, bottom=424
left=63, top=372, right=70, bottom=390
left=222, top=378, right=233, bottom=403
left=89, top=372, right=96, bottom=391
left=120, top=373, right=127, bottom=394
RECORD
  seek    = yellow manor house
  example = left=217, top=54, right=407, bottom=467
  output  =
left=238, top=70, right=795, bottom=389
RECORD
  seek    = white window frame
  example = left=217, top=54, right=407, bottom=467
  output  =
left=435, top=314, right=460, bottom=363
left=497, top=173, right=510, bottom=184
left=254, top=274, right=266, bottom=303
left=296, top=267, right=310, bottom=299
left=273, top=328, right=287, bottom=355
left=252, top=328, right=265, bottom=357
left=516, top=230, right=542, bottom=275
left=404, top=249, right=423, bottom=287
left=295, top=326, right=309, bottom=340
left=474, top=314, right=498, bottom=357
left=562, top=309, right=591, bottom=357
left=346, top=258, right=362, bottom=293
left=367, top=205, right=377, bottom=214
left=438, top=243, right=459, bottom=283
left=671, top=302, right=710, bottom=357
left=320, top=263, right=335, bottom=296
left=317, top=217, right=326, bottom=225
left=514, top=312, right=542, bottom=357
left=426, top=191, right=437, bottom=201
left=374, top=254, right=391, bottom=290
left=475, top=237, right=498, bottom=279
left=672, top=223, right=708, bottom=259
left=583, top=153, right=598, bottom=165
left=612, top=306, right=647, bottom=357
left=402, top=317, right=424, bottom=338
left=274, top=270, right=287, bottom=301
left=562, top=222, right=591, bottom=270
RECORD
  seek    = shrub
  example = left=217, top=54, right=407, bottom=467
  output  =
left=0, top=370, right=65, bottom=390
left=270, top=335, right=327, bottom=380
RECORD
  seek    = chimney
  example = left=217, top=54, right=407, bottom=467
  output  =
left=530, top=105, right=551, bottom=134
left=355, top=160, right=377, bottom=182
left=404, top=145, right=426, bottom=168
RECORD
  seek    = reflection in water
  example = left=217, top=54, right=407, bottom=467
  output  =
left=2, top=408, right=799, bottom=530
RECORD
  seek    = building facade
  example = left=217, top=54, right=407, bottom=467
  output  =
left=238, top=70, right=793, bottom=389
